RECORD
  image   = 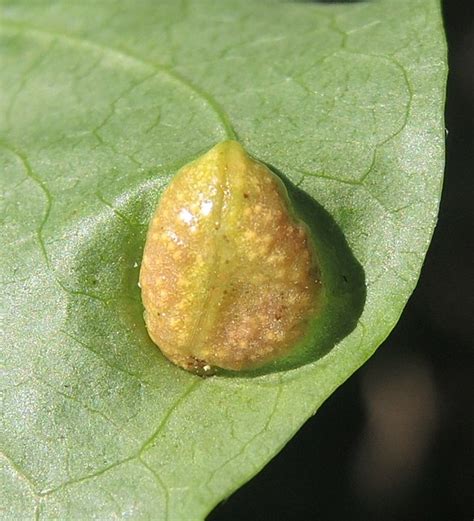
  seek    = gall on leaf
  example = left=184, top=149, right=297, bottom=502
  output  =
left=140, top=141, right=323, bottom=374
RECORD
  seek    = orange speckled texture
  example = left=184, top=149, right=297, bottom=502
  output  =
left=140, top=141, right=322, bottom=373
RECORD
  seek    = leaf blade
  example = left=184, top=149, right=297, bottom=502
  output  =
left=0, top=1, right=446, bottom=519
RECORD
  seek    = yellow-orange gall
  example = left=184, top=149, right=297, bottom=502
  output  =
left=139, top=141, right=322, bottom=373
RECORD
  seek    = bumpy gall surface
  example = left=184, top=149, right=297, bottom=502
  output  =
left=140, top=141, right=322, bottom=372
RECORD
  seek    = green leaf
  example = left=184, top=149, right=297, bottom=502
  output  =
left=0, top=0, right=446, bottom=519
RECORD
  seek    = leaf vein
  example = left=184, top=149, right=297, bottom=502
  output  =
left=0, top=20, right=237, bottom=141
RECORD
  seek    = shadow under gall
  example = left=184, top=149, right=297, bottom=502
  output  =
left=221, top=164, right=366, bottom=377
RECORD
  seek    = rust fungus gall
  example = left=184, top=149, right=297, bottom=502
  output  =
left=140, top=141, right=323, bottom=373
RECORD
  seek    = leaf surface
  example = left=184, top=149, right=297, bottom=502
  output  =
left=0, top=1, right=446, bottom=519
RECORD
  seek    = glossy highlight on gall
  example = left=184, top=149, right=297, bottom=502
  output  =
left=140, top=141, right=322, bottom=373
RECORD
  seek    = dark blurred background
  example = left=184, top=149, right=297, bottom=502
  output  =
left=211, top=1, right=473, bottom=519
